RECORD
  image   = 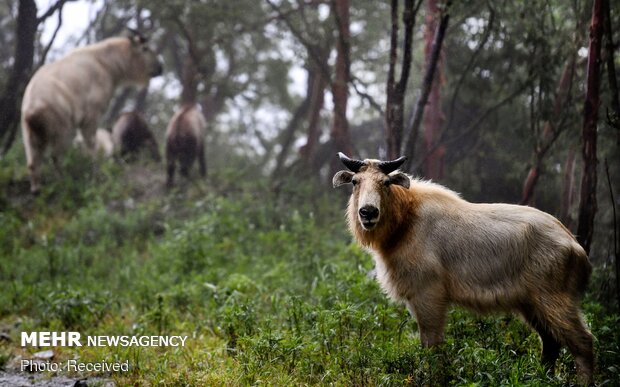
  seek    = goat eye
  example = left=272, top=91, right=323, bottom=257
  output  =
left=351, top=178, right=358, bottom=186
left=383, top=178, right=391, bottom=186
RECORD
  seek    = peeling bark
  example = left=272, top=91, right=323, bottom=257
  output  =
left=330, top=0, right=353, bottom=160
left=576, top=0, right=604, bottom=254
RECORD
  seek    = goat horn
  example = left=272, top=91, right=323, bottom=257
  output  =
left=378, top=156, right=407, bottom=174
left=338, top=152, right=366, bottom=173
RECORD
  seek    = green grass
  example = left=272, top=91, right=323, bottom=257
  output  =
left=0, top=151, right=618, bottom=385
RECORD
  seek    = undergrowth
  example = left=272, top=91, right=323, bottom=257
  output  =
left=0, top=150, right=618, bottom=385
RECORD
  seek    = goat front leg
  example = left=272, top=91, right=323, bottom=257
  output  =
left=406, top=291, right=448, bottom=347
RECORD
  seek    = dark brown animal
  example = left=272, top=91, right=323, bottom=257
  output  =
left=111, top=111, right=160, bottom=161
left=165, top=104, right=206, bottom=187
left=21, top=31, right=162, bottom=193
left=333, top=153, right=594, bottom=384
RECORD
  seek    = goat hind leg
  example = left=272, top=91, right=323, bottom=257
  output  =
left=198, top=142, right=206, bottom=177
left=519, top=304, right=561, bottom=372
left=540, top=298, right=594, bottom=385
left=23, top=131, right=44, bottom=194
left=166, top=160, right=175, bottom=188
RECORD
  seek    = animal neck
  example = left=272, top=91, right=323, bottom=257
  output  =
left=90, top=38, right=133, bottom=86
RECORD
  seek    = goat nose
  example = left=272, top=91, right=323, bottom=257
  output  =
left=359, top=206, right=379, bottom=220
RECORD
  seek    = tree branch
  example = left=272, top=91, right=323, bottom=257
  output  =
left=37, top=4, right=64, bottom=68
left=445, top=5, right=494, bottom=134
left=411, top=74, right=534, bottom=172
left=265, top=0, right=333, bottom=84
left=350, top=75, right=385, bottom=116
left=36, top=0, right=77, bottom=24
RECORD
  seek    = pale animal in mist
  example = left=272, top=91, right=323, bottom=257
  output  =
left=21, top=31, right=162, bottom=193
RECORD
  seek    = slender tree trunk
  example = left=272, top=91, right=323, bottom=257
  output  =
left=330, top=0, right=353, bottom=160
left=0, top=0, right=38, bottom=154
left=602, top=0, right=620, bottom=144
left=300, top=64, right=328, bottom=165
left=385, top=0, right=418, bottom=160
left=521, top=56, right=576, bottom=205
left=272, top=88, right=313, bottom=177
left=577, top=0, right=604, bottom=254
left=560, top=146, right=577, bottom=228
left=385, top=0, right=400, bottom=159
left=403, top=2, right=450, bottom=172
left=422, top=0, right=446, bottom=179
left=181, top=56, right=198, bottom=105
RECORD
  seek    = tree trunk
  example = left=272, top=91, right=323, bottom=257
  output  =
left=385, top=0, right=418, bottom=160
left=272, top=87, right=313, bottom=177
left=330, top=0, right=353, bottom=161
left=300, top=64, right=328, bottom=165
left=181, top=56, right=199, bottom=105
left=0, top=0, right=38, bottom=154
left=602, top=0, right=620, bottom=144
left=403, top=1, right=450, bottom=172
left=422, top=0, right=446, bottom=179
left=560, top=146, right=577, bottom=228
left=385, top=0, right=400, bottom=159
left=577, top=0, right=604, bottom=254
left=521, top=56, right=576, bottom=205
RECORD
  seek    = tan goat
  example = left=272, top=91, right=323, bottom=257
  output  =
left=21, top=31, right=162, bottom=193
left=333, top=153, right=594, bottom=384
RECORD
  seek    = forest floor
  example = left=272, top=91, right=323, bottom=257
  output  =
left=0, top=151, right=618, bottom=386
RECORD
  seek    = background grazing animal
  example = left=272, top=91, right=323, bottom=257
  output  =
left=333, top=152, right=594, bottom=384
left=111, top=111, right=161, bottom=162
left=21, top=31, right=162, bottom=193
left=165, top=104, right=207, bottom=187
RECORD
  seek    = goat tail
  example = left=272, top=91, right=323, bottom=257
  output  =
left=23, top=110, right=47, bottom=144
left=567, top=243, right=592, bottom=297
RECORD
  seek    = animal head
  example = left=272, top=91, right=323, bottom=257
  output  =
left=125, top=29, right=163, bottom=83
left=333, top=152, right=410, bottom=231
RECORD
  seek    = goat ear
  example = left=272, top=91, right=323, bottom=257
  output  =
left=333, top=170, right=354, bottom=188
left=389, top=172, right=410, bottom=189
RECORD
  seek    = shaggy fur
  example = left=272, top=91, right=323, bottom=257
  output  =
left=334, top=157, right=594, bottom=384
left=21, top=34, right=162, bottom=193
left=165, top=104, right=207, bottom=187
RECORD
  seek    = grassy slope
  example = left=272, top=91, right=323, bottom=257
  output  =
left=0, top=152, right=618, bottom=386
